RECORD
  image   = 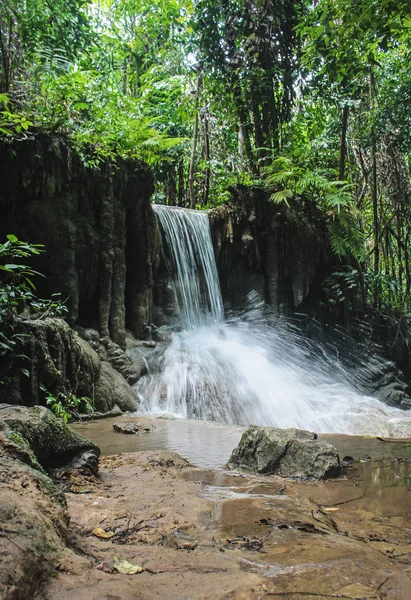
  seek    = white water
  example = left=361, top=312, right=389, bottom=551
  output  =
left=153, top=205, right=224, bottom=329
left=137, top=206, right=411, bottom=437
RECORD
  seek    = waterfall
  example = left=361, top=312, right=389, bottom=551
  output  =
left=153, top=205, right=224, bottom=329
left=136, top=206, right=411, bottom=437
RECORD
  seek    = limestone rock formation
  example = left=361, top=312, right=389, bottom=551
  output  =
left=77, top=326, right=147, bottom=385
left=0, top=134, right=160, bottom=345
left=0, top=317, right=138, bottom=415
left=95, top=361, right=138, bottom=413
left=209, top=186, right=331, bottom=312
left=0, top=433, right=72, bottom=600
left=228, top=425, right=341, bottom=479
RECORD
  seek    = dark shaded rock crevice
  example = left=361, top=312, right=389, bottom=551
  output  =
left=209, top=186, right=332, bottom=314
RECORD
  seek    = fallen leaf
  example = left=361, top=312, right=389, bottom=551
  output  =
left=332, top=583, right=379, bottom=598
left=92, top=527, right=115, bottom=539
left=322, top=507, right=340, bottom=513
left=113, top=555, right=145, bottom=574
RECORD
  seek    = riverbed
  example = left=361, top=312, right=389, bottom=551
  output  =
left=38, top=414, right=411, bottom=599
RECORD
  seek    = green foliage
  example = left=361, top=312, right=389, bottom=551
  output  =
left=40, top=385, right=93, bottom=422
left=1, top=0, right=411, bottom=321
left=263, top=156, right=366, bottom=263
left=323, top=266, right=361, bottom=306
left=0, top=235, right=68, bottom=383
left=0, top=94, right=33, bottom=136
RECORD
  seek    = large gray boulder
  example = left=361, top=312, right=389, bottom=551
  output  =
left=228, top=425, right=341, bottom=479
left=0, top=404, right=100, bottom=472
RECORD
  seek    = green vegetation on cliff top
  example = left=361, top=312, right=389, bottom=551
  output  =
left=1, top=0, right=411, bottom=319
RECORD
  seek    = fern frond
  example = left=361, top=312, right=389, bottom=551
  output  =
left=270, top=189, right=294, bottom=205
left=265, top=171, right=295, bottom=186
left=299, top=172, right=328, bottom=192
left=326, top=192, right=351, bottom=212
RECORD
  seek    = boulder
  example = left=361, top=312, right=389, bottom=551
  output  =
left=0, top=404, right=100, bottom=472
left=0, top=317, right=140, bottom=416
left=228, top=425, right=341, bottom=479
left=95, top=361, right=139, bottom=413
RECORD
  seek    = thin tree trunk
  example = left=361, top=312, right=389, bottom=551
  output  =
left=230, top=70, right=256, bottom=173
left=251, top=90, right=264, bottom=160
left=267, top=80, right=279, bottom=152
left=0, top=21, right=10, bottom=93
left=369, top=68, right=379, bottom=306
left=165, top=166, right=176, bottom=206
left=177, top=160, right=184, bottom=207
left=338, top=104, right=349, bottom=180
left=188, top=72, right=202, bottom=209
left=238, top=107, right=255, bottom=173
left=201, top=107, right=210, bottom=206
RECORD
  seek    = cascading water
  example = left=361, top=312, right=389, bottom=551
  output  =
left=136, top=206, right=411, bottom=437
left=153, top=205, right=224, bottom=329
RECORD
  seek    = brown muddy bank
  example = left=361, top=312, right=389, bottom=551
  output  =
left=3, top=410, right=411, bottom=600
left=40, top=419, right=411, bottom=599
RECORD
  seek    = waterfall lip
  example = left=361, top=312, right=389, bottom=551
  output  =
left=152, top=203, right=208, bottom=214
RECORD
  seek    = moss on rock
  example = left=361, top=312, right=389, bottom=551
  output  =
left=0, top=404, right=100, bottom=469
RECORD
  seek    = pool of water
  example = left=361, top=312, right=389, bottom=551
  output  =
left=72, top=414, right=411, bottom=469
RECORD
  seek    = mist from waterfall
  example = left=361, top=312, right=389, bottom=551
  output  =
left=136, top=205, right=411, bottom=437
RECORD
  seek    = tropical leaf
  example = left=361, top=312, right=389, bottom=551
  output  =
left=270, top=189, right=294, bottom=205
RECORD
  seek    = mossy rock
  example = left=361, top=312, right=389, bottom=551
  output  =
left=0, top=404, right=100, bottom=471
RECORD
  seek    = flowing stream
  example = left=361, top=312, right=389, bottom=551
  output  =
left=136, top=205, right=411, bottom=437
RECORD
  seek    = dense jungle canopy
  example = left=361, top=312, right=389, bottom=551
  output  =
left=1, top=0, right=411, bottom=324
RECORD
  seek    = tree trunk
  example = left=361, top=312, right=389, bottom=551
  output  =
left=201, top=107, right=210, bottom=206
left=369, top=68, right=379, bottom=306
left=188, top=73, right=202, bottom=209
left=267, top=79, right=279, bottom=152
left=338, top=104, right=349, bottom=180
left=251, top=90, right=264, bottom=162
left=165, top=167, right=176, bottom=206
left=0, top=20, right=11, bottom=93
left=230, top=71, right=256, bottom=173
left=177, top=160, right=185, bottom=207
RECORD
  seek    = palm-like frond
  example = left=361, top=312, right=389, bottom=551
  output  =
left=270, top=189, right=294, bottom=205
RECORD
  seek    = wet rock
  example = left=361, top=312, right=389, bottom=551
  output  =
left=77, top=327, right=147, bottom=386
left=378, top=382, right=411, bottom=409
left=113, top=422, right=155, bottom=434
left=101, top=336, right=145, bottom=385
left=0, top=404, right=100, bottom=470
left=77, top=405, right=123, bottom=420
left=228, top=425, right=341, bottom=479
left=95, top=361, right=139, bottom=413
left=62, top=448, right=100, bottom=475
left=0, top=318, right=140, bottom=416
left=0, top=434, right=71, bottom=600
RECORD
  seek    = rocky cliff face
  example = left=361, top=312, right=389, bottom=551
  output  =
left=0, top=135, right=160, bottom=346
left=209, top=186, right=332, bottom=313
